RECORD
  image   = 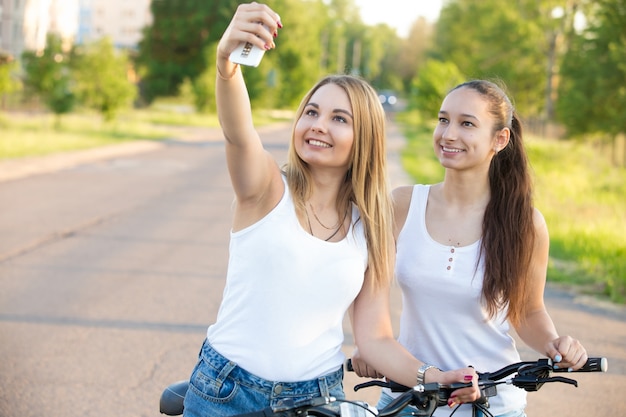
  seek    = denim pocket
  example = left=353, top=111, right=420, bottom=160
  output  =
left=187, top=355, right=239, bottom=403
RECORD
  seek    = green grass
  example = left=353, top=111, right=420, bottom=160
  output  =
left=396, top=110, right=626, bottom=304
left=0, top=111, right=177, bottom=159
left=528, top=138, right=626, bottom=303
left=0, top=103, right=292, bottom=160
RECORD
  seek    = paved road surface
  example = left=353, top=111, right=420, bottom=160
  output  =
left=0, top=120, right=624, bottom=417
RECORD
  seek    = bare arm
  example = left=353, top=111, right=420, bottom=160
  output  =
left=391, top=185, right=413, bottom=240
left=351, top=266, right=480, bottom=406
left=514, top=209, right=588, bottom=370
left=216, top=3, right=283, bottom=228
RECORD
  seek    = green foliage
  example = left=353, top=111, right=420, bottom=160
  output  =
left=188, top=44, right=218, bottom=113
left=136, top=0, right=240, bottom=103
left=21, top=34, right=76, bottom=118
left=398, top=120, right=443, bottom=184
left=0, top=55, right=21, bottom=99
left=362, top=24, right=404, bottom=90
left=556, top=0, right=626, bottom=137
left=409, top=59, right=465, bottom=118
left=392, top=18, right=434, bottom=93
left=431, top=0, right=550, bottom=117
left=135, top=0, right=409, bottom=107
left=71, top=38, right=136, bottom=122
left=262, top=0, right=331, bottom=108
left=529, top=137, right=626, bottom=303
left=46, top=82, right=76, bottom=125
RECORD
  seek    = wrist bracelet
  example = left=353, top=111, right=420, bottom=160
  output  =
left=217, top=63, right=239, bottom=81
left=417, top=364, right=438, bottom=385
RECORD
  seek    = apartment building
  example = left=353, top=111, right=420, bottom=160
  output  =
left=0, top=0, right=152, bottom=60
left=78, top=0, right=152, bottom=50
left=0, top=0, right=26, bottom=59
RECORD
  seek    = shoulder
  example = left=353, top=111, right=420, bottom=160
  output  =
left=531, top=207, right=549, bottom=250
left=532, top=207, right=548, bottom=235
left=392, top=185, right=415, bottom=205
left=391, top=186, right=415, bottom=239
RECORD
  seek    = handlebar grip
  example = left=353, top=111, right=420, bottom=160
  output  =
left=584, top=357, right=608, bottom=372
left=557, top=357, right=608, bottom=373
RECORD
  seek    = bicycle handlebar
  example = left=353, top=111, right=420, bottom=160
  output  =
left=160, top=357, right=608, bottom=417
left=344, top=357, right=607, bottom=415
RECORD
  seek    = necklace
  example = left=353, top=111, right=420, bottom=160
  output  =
left=308, top=203, right=342, bottom=230
left=305, top=207, right=349, bottom=241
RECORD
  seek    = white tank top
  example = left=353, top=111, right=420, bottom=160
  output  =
left=387, top=184, right=526, bottom=416
left=207, top=176, right=368, bottom=381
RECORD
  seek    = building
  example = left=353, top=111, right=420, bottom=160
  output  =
left=77, top=0, right=152, bottom=50
left=0, top=0, right=27, bottom=59
left=1, top=0, right=152, bottom=61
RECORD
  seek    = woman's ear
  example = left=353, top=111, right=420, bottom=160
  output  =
left=494, top=127, right=510, bottom=153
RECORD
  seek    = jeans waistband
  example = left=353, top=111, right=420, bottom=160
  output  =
left=200, top=339, right=343, bottom=397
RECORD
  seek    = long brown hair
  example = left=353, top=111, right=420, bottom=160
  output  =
left=285, top=75, right=393, bottom=288
left=451, top=80, right=535, bottom=326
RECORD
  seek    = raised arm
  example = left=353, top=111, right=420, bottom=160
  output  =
left=216, top=3, right=283, bottom=227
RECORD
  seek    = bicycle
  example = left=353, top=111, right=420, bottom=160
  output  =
left=159, top=356, right=607, bottom=416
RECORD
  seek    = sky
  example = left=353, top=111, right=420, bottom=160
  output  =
left=354, top=0, right=443, bottom=37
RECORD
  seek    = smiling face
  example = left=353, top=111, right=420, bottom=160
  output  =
left=294, top=83, right=354, bottom=171
left=433, top=87, right=509, bottom=173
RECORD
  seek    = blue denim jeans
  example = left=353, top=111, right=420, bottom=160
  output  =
left=377, top=391, right=527, bottom=417
left=183, top=339, right=344, bottom=416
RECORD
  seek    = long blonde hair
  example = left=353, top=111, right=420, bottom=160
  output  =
left=285, top=75, right=393, bottom=288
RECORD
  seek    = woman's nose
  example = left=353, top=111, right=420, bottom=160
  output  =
left=311, top=119, right=326, bottom=133
left=441, top=124, right=457, bottom=140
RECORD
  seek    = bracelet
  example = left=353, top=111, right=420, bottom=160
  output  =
left=416, top=363, right=439, bottom=385
left=217, top=63, right=239, bottom=81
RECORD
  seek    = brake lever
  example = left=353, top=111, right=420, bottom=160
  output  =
left=353, top=380, right=391, bottom=391
left=542, top=376, right=578, bottom=387
left=271, top=396, right=334, bottom=412
left=511, top=374, right=578, bottom=392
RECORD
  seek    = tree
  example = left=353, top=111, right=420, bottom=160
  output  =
left=410, top=59, right=465, bottom=119
left=71, top=38, right=136, bottom=121
left=189, top=44, right=217, bottom=113
left=431, top=0, right=548, bottom=117
left=136, top=0, right=240, bottom=104
left=557, top=0, right=626, bottom=139
left=135, top=0, right=407, bottom=108
left=394, top=17, right=435, bottom=92
left=0, top=54, right=21, bottom=109
left=21, top=34, right=76, bottom=122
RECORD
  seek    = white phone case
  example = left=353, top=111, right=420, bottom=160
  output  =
left=229, top=41, right=265, bottom=67
left=229, top=21, right=276, bottom=67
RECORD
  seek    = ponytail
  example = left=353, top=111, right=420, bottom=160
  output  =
left=452, top=80, right=535, bottom=326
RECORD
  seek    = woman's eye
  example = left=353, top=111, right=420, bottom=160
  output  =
left=438, top=117, right=448, bottom=124
left=334, top=115, right=347, bottom=123
left=305, top=109, right=318, bottom=116
left=462, top=121, right=474, bottom=127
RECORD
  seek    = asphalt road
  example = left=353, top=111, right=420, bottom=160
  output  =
left=0, top=120, right=624, bottom=417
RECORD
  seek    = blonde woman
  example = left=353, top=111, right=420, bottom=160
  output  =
left=182, top=3, right=475, bottom=416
